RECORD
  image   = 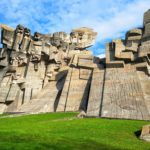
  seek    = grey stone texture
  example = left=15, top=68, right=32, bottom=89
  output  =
left=140, top=124, right=150, bottom=142
left=0, top=10, right=149, bottom=120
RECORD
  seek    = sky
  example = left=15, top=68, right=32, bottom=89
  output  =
left=0, top=0, right=150, bottom=56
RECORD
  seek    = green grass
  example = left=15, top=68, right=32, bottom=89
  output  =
left=0, top=113, right=150, bottom=150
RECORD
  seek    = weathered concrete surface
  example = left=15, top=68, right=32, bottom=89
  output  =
left=16, top=81, right=59, bottom=113
left=87, top=68, right=105, bottom=117
left=65, top=68, right=92, bottom=112
left=140, top=125, right=150, bottom=142
left=56, top=68, right=73, bottom=112
left=101, top=68, right=150, bottom=120
left=137, top=71, right=150, bottom=115
left=0, top=104, right=7, bottom=114
left=0, top=10, right=149, bottom=121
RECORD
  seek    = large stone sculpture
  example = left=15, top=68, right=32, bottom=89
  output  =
left=87, top=10, right=150, bottom=120
left=0, top=10, right=149, bottom=121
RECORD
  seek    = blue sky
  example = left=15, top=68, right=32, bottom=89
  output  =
left=0, top=0, right=150, bottom=56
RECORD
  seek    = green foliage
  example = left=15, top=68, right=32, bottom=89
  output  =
left=0, top=113, right=150, bottom=150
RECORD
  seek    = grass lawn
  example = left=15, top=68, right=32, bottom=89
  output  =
left=0, top=113, right=150, bottom=150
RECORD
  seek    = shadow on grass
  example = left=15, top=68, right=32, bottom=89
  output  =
left=0, top=131, right=128, bottom=150
left=134, top=130, right=141, bottom=139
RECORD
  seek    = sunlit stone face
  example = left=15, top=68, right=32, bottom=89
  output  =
left=125, top=28, right=142, bottom=52
left=70, top=27, right=97, bottom=49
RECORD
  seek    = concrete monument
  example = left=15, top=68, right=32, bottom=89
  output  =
left=0, top=10, right=149, bottom=121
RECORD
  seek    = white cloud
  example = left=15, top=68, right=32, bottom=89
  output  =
left=97, top=53, right=106, bottom=58
left=0, top=0, right=149, bottom=55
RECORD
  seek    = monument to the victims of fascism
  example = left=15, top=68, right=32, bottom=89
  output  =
left=0, top=10, right=149, bottom=121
